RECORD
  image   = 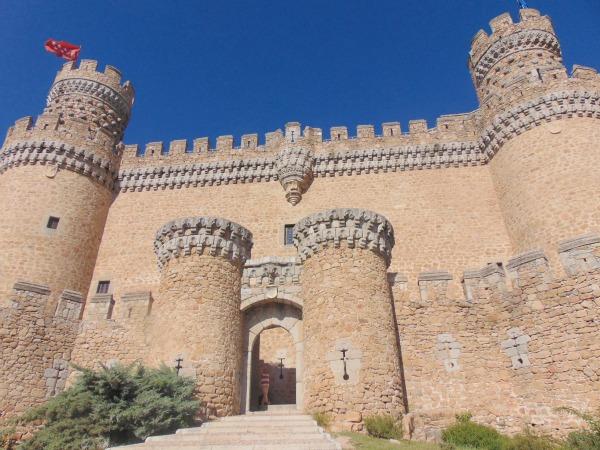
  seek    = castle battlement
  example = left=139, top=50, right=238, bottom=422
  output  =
left=1, top=8, right=599, bottom=437
left=387, top=233, right=600, bottom=306
left=54, top=59, right=134, bottom=101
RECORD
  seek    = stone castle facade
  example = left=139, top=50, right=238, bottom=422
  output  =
left=1, top=8, right=599, bottom=438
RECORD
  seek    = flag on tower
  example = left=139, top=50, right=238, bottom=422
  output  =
left=517, top=0, right=528, bottom=9
left=44, top=39, right=81, bottom=61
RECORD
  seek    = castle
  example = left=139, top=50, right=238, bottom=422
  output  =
left=1, top=8, right=599, bottom=439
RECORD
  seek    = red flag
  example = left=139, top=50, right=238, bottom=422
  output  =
left=44, top=39, right=81, bottom=61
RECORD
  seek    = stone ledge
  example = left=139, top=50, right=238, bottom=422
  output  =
left=13, top=281, right=51, bottom=296
left=463, top=262, right=505, bottom=280
left=121, top=291, right=152, bottom=302
left=418, top=271, right=453, bottom=282
left=60, top=289, right=84, bottom=303
left=293, top=208, right=395, bottom=267
left=558, top=234, right=600, bottom=253
left=506, top=250, right=547, bottom=270
left=154, top=216, right=253, bottom=269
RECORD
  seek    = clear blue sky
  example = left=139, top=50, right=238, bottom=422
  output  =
left=1, top=0, right=599, bottom=146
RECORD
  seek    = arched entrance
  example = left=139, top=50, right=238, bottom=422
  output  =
left=241, top=301, right=303, bottom=412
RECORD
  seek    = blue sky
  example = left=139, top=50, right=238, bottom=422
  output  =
left=1, top=0, right=599, bottom=146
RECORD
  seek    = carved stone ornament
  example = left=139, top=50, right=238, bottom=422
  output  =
left=154, top=216, right=253, bottom=269
left=293, top=208, right=395, bottom=266
left=274, top=146, right=314, bottom=205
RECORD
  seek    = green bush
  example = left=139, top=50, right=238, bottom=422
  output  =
left=442, top=414, right=507, bottom=450
left=0, top=427, right=17, bottom=450
left=503, top=429, right=561, bottom=450
left=312, top=411, right=331, bottom=429
left=558, top=407, right=600, bottom=450
left=364, top=414, right=402, bottom=440
left=16, top=363, right=199, bottom=450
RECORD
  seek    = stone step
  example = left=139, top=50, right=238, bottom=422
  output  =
left=202, top=420, right=315, bottom=428
left=176, top=425, right=319, bottom=435
left=147, top=434, right=332, bottom=444
left=121, top=444, right=339, bottom=450
left=219, top=414, right=313, bottom=422
left=107, top=413, right=341, bottom=450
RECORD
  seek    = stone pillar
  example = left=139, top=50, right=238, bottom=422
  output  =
left=294, top=208, right=404, bottom=426
left=152, top=217, right=253, bottom=417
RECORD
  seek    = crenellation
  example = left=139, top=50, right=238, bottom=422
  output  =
left=488, top=12, right=513, bottom=34
left=265, top=129, right=283, bottom=147
left=167, top=139, right=187, bottom=154
left=193, top=136, right=210, bottom=152
left=285, top=122, right=301, bottom=142
left=356, top=124, right=375, bottom=138
left=382, top=121, right=401, bottom=137
left=85, top=293, right=115, bottom=320
left=330, top=126, right=348, bottom=141
left=144, top=141, right=163, bottom=157
left=408, top=119, right=428, bottom=134
left=418, top=271, right=452, bottom=302
left=216, top=134, right=234, bottom=150
left=572, top=64, right=599, bottom=80
left=241, top=133, right=258, bottom=149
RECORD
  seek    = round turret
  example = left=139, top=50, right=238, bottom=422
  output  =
left=468, top=9, right=565, bottom=114
left=0, top=61, right=134, bottom=310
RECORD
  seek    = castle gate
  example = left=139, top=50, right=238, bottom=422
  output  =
left=240, top=257, right=303, bottom=412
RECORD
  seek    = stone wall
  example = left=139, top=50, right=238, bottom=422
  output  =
left=394, top=236, right=600, bottom=438
left=0, top=282, right=81, bottom=418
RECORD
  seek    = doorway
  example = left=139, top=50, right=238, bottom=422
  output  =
left=241, top=301, right=303, bottom=413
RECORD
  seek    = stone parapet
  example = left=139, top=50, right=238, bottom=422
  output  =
left=242, top=256, right=301, bottom=287
left=293, top=208, right=395, bottom=267
left=0, top=140, right=118, bottom=189
left=154, top=216, right=253, bottom=269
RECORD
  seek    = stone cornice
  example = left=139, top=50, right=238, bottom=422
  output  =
left=293, top=208, right=395, bottom=267
left=0, top=140, right=118, bottom=189
left=154, top=216, right=253, bottom=269
left=117, top=157, right=277, bottom=192
left=242, top=256, right=301, bottom=288
left=471, top=30, right=561, bottom=86
left=479, top=89, right=600, bottom=161
left=48, top=78, right=133, bottom=121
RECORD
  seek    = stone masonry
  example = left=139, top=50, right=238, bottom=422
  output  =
left=0, top=7, right=599, bottom=439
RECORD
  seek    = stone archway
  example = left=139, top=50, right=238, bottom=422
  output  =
left=241, top=301, right=303, bottom=413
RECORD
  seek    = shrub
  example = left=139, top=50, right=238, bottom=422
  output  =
left=312, top=411, right=331, bottom=429
left=364, top=414, right=402, bottom=440
left=503, top=429, right=561, bottom=450
left=442, top=414, right=507, bottom=450
left=558, top=407, right=600, bottom=450
left=16, top=363, right=199, bottom=450
left=0, top=427, right=17, bottom=450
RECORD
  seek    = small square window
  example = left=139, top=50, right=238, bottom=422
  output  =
left=46, top=216, right=60, bottom=229
left=96, top=281, right=110, bottom=294
left=284, top=224, right=295, bottom=246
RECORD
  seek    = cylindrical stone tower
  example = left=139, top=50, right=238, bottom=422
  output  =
left=294, top=208, right=404, bottom=425
left=0, top=59, right=134, bottom=308
left=469, top=9, right=600, bottom=262
left=152, top=217, right=253, bottom=417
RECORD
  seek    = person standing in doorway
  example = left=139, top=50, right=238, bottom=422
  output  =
left=260, top=366, right=270, bottom=405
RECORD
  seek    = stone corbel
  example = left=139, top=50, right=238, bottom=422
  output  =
left=274, top=146, right=314, bottom=205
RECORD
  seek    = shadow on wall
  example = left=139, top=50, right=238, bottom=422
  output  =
left=251, top=362, right=296, bottom=408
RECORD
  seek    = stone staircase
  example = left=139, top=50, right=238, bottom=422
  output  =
left=108, top=405, right=341, bottom=450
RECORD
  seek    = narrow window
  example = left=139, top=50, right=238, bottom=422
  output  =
left=284, top=224, right=295, bottom=246
left=46, top=216, right=60, bottom=230
left=96, top=280, right=110, bottom=294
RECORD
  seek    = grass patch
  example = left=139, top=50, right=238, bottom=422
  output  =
left=312, top=411, right=332, bottom=429
left=364, top=414, right=402, bottom=440
left=337, top=431, right=440, bottom=449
